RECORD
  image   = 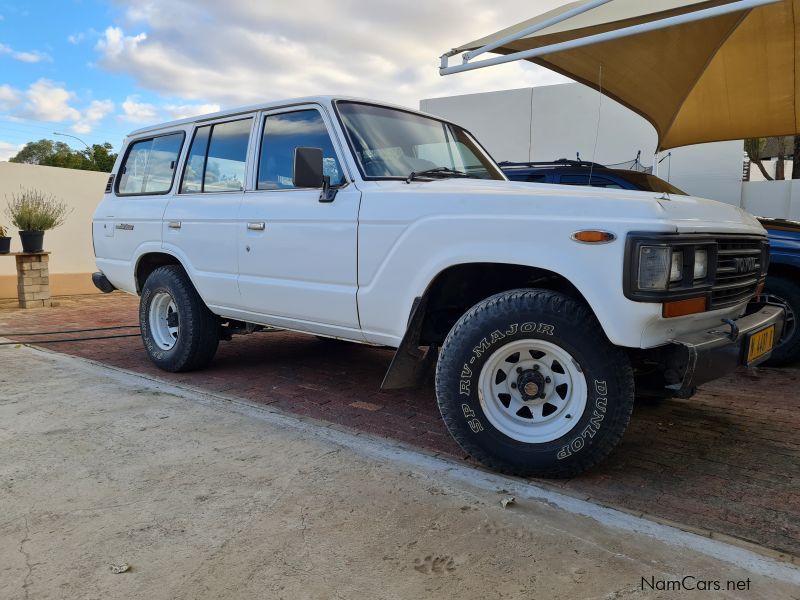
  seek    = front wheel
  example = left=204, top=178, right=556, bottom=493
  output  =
left=435, top=289, right=634, bottom=478
left=140, top=265, right=220, bottom=372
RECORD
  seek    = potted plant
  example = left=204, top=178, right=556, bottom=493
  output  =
left=0, top=225, right=10, bottom=254
left=5, top=188, right=71, bottom=254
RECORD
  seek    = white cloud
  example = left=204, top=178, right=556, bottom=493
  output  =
left=0, top=42, right=51, bottom=63
left=0, top=84, right=22, bottom=111
left=72, top=99, right=115, bottom=134
left=68, top=32, right=85, bottom=45
left=22, top=79, right=80, bottom=122
left=164, top=102, right=221, bottom=120
left=95, top=0, right=568, bottom=109
left=0, top=141, right=22, bottom=161
left=0, top=80, right=113, bottom=134
left=96, top=26, right=146, bottom=60
left=121, top=95, right=158, bottom=122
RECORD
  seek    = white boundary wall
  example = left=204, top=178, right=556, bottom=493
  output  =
left=0, top=162, right=106, bottom=297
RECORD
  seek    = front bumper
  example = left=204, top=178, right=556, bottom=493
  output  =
left=668, top=305, right=785, bottom=393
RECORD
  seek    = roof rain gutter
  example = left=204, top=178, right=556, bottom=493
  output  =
left=440, top=0, right=780, bottom=75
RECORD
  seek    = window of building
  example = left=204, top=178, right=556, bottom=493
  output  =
left=117, top=132, right=184, bottom=195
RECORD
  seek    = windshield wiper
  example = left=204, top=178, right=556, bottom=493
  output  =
left=406, top=167, right=470, bottom=184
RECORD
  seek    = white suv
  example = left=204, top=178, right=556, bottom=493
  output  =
left=92, top=97, right=784, bottom=477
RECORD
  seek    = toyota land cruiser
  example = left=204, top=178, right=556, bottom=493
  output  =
left=92, top=97, right=784, bottom=477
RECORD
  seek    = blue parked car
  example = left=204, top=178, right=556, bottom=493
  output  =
left=502, top=160, right=800, bottom=366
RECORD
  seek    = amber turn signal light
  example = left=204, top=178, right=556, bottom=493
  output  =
left=662, top=297, right=707, bottom=318
left=570, top=230, right=616, bottom=244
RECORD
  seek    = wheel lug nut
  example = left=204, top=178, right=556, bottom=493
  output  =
left=565, top=414, right=572, bottom=419
left=533, top=364, right=540, bottom=371
left=539, top=393, right=546, bottom=399
left=545, top=377, right=551, bottom=383
left=510, top=383, right=517, bottom=389
left=516, top=367, right=522, bottom=374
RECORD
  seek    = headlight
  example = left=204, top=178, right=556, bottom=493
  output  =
left=626, top=234, right=717, bottom=301
left=693, top=249, right=708, bottom=279
left=670, top=251, right=683, bottom=283
left=637, top=246, right=671, bottom=290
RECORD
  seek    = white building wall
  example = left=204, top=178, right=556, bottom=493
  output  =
left=421, top=83, right=745, bottom=206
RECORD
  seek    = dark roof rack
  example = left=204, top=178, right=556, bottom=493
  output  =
left=498, top=158, right=608, bottom=169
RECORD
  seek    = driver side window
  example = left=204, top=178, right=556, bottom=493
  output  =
left=257, top=109, right=344, bottom=190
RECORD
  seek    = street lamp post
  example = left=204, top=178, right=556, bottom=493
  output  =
left=53, top=131, right=91, bottom=151
left=53, top=131, right=96, bottom=168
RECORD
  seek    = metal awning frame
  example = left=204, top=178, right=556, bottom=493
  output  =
left=439, top=0, right=780, bottom=76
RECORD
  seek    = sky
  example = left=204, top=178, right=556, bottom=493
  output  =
left=0, top=0, right=569, bottom=160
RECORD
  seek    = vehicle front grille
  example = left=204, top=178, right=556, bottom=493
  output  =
left=711, top=238, right=765, bottom=308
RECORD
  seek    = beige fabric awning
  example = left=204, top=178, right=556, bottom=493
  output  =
left=449, top=0, right=799, bottom=150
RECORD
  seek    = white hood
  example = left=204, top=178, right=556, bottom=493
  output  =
left=374, top=178, right=765, bottom=236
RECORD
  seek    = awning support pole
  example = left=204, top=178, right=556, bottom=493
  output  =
left=440, top=0, right=780, bottom=76
left=462, top=0, right=615, bottom=62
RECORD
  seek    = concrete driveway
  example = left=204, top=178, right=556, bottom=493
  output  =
left=1, top=344, right=799, bottom=599
left=2, top=293, right=799, bottom=558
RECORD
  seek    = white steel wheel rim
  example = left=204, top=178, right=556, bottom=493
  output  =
left=477, top=339, right=588, bottom=444
left=149, top=292, right=179, bottom=350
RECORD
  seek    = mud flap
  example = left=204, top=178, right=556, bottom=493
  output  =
left=381, top=296, right=438, bottom=390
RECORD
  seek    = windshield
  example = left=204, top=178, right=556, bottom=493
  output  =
left=336, top=102, right=504, bottom=181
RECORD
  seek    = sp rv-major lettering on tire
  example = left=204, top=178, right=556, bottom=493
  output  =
left=471, top=322, right=555, bottom=360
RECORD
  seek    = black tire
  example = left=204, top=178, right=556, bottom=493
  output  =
left=757, top=275, right=800, bottom=367
left=139, top=265, right=219, bottom=372
left=435, top=289, right=634, bottom=478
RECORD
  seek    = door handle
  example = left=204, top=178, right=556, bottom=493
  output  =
left=167, top=221, right=182, bottom=229
left=247, top=222, right=266, bottom=231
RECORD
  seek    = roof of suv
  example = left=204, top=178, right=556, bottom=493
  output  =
left=127, top=95, right=448, bottom=137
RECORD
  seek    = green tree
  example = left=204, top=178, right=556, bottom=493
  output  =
left=9, top=138, right=117, bottom=173
left=9, top=139, right=58, bottom=166
left=88, top=143, right=117, bottom=172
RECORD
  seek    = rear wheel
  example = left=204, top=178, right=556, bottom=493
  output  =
left=140, top=265, right=219, bottom=372
left=435, top=289, right=634, bottom=478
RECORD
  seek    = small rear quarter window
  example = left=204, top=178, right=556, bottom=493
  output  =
left=117, top=132, right=185, bottom=195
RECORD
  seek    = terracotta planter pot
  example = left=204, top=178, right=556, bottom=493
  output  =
left=19, top=230, right=44, bottom=253
left=0, top=237, right=10, bottom=254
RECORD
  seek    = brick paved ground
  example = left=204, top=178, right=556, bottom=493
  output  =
left=2, top=293, right=799, bottom=557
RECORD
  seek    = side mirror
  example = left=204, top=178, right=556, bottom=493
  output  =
left=293, top=147, right=324, bottom=188
left=292, top=146, right=337, bottom=202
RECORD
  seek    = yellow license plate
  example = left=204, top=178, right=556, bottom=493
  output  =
left=747, top=325, right=775, bottom=364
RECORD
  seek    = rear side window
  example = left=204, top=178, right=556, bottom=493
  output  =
left=526, top=174, right=547, bottom=183
left=559, top=174, right=624, bottom=189
left=117, top=132, right=184, bottom=195
left=257, top=109, right=344, bottom=190
left=180, top=118, right=252, bottom=193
